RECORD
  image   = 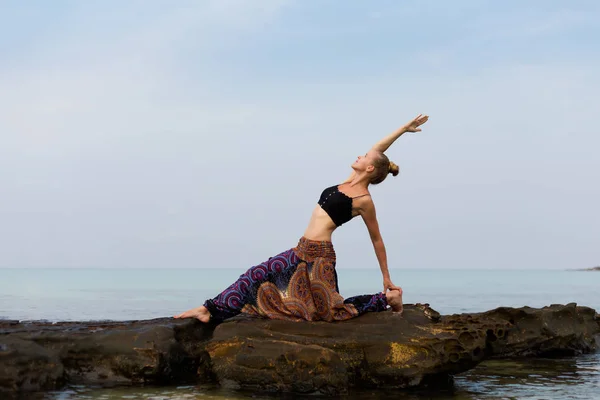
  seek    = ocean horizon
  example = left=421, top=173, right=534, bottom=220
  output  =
left=2, top=267, right=599, bottom=322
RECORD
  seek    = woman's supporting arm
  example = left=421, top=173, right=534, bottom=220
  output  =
left=358, top=197, right=402, bottom=293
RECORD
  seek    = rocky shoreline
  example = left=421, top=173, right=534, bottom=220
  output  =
left=1, top=303, right=599, bottom=397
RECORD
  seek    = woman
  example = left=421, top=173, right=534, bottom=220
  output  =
left=175, top=114, right=429, bottom=323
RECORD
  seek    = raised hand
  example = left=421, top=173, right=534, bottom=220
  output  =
left=371, top=113, right=430, bottom=153
left=403, top=113, right=429, bottom=133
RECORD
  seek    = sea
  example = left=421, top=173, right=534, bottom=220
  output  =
left=1, top=268, right=599, bottom=400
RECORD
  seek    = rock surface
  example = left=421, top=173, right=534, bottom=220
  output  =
left=1, top=303, right=598, bottom=397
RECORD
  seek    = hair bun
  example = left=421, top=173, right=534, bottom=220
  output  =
left=388, top=161, right=400, bottom=176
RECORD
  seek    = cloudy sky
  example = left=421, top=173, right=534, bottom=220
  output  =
left=1, top=0, right=598, bottom=270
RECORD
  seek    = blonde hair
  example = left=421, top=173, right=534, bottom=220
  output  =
left=370, top=151, right=400, bottom=185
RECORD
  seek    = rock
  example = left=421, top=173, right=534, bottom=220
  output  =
left=205, top=306, right=506, bottom=392
left=1, top=304, right=598, bottom=397
left=480, top=303, right=600, bottom=357
left=0, top=336, right=65, bottom=393
left=573, top=266, right=600, bottom=271
left=0, top=318, right=214, bottom=398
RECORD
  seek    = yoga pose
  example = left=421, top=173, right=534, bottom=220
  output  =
left=175, top=114, right=429, bottom=323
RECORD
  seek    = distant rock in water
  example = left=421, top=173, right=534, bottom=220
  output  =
left=1, top=303, right=599, bottom=398
left=574, top=266, right=600, bottom=271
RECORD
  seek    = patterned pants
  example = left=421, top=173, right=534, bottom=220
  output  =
left=203, top=237, right=388, bottom=322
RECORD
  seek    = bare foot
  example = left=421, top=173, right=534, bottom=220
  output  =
left=173, top=306, right=211, bottom=323
left=386, top=289, right=404, bottom=314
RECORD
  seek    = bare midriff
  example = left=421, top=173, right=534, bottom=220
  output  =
left=304, top=203, right=363, bottom=241
left=302, top=205, right=338, bottom=241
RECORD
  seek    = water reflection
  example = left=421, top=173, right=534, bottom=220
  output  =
left=43, top=386, right=463, bottom=400
left=456, top=353, right=600, bottom=399
left=41, top=353, right=599, bottom=400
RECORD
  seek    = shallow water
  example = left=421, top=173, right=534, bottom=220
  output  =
left=456, top=354, right=600, bottom=399
left=38, top=355, right=600, bottom=400
left=2, top=268, right=599, bottom=399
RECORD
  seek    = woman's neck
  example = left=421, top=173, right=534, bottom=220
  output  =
left=346, top=172, right=370, bottom=188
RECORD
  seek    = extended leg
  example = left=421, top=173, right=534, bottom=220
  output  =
left=343, top=292, right=388, bottom=315
left=343, top=289, right=403, bottom=316
left=173, top=305, right=211, bottom=322
left=174, top=248, right=297, bottom=322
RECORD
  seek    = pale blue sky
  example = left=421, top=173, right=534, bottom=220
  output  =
left=1, top=1, right=599, bottom=270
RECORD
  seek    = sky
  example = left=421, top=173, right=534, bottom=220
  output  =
left=1, top=0, right=599, bottom=270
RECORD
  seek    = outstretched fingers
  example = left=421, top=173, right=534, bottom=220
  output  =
left=415, top=114, right=429, bottom=126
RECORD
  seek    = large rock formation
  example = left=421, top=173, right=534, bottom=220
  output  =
left=1, top=303, right=598, bottom=397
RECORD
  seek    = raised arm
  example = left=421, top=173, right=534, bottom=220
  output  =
left=371, top=114, right=429, bottom=153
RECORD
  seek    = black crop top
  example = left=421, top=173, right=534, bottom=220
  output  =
left=318, top=185, right=370, bottom=226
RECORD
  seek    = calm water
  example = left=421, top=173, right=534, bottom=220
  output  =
left=1, top=268, right=599, bottom=399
